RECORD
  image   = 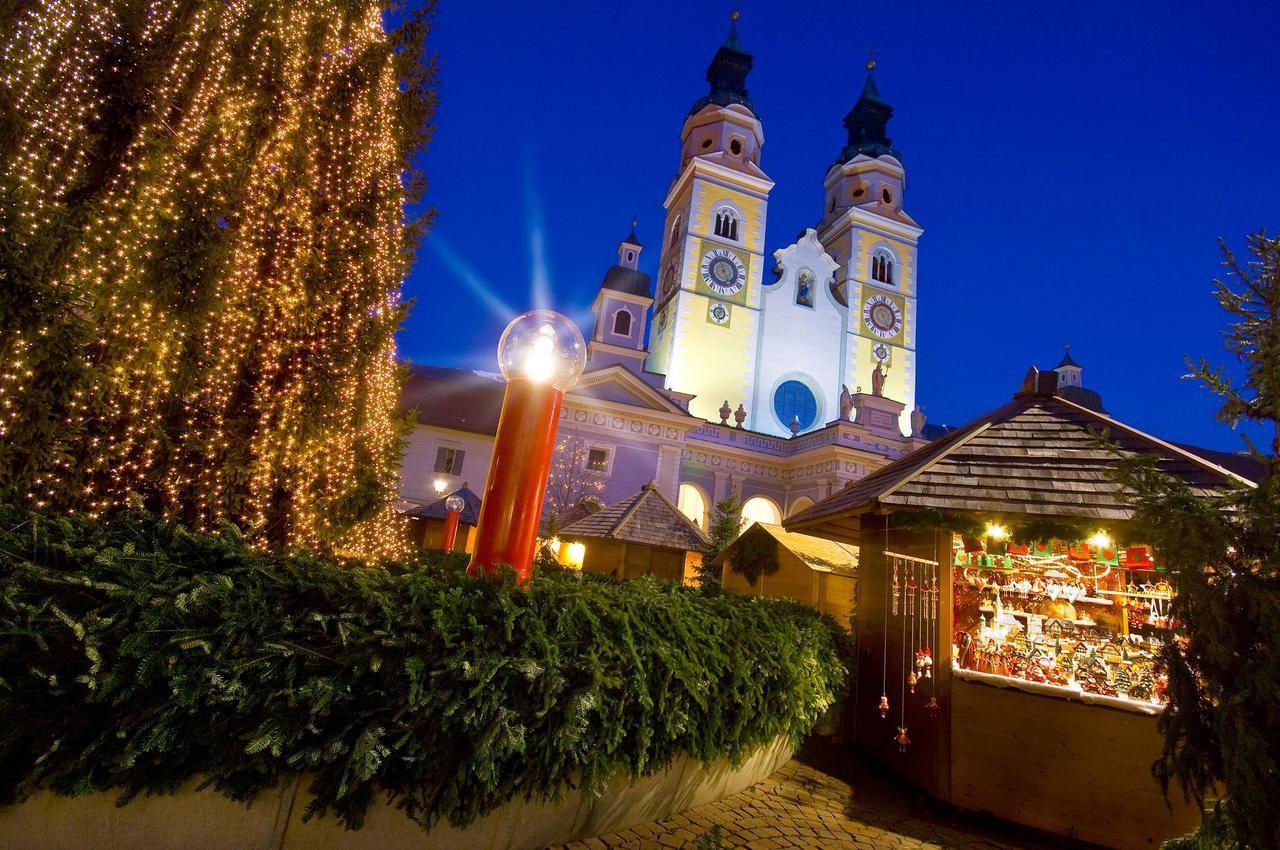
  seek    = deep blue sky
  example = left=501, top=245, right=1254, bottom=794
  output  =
left=401, top=0, right=1278, bottom=453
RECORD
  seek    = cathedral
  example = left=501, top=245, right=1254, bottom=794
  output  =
left=399, top=23, right=942, bottom=536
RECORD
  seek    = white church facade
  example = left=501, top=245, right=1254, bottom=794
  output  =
left=400, top=26, right=935, bottom=531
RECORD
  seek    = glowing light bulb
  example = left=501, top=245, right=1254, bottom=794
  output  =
left=434, top=479, right=447, bottom=496
left=565, top=541, right=586, bottom=569
left=984, top=522, right=1009, bottom=541
left=1088, top=530, right=1111, bottom=548
left=496, top=310, right=586, bottom=391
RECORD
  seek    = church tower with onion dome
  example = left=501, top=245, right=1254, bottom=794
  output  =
left=644, top=14, right=775, bottom=426
left=817, top=57, right=923, bottom=436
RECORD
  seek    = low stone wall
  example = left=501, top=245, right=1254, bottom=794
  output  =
left=0, top=736, right=793, bottom=850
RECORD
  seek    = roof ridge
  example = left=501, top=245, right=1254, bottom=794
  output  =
left=641, top=481, right=711, bottom=542
left=1048, top=394, right=1257, bottom=488
left=608, top=487, right=650, bottom=535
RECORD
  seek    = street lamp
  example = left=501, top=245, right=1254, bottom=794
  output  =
left=468, top=310, right=586, bottom=582
left=442, top=492, right=466, bottom=552
left=565, top=541, right=586, bottom=571
left=433, top=478, right=447, bottom=497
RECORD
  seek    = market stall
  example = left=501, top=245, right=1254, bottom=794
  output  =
left=787, top=372, right=1254, bottom=849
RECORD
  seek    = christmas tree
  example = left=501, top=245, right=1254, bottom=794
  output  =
left=0, top=0, right=436, bottom=556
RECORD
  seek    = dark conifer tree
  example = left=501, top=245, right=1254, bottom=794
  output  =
left=1112, top=231, right=1280, bottom=849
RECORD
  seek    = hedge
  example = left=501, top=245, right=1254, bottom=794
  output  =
left=0, top=506, right=849, bottom=830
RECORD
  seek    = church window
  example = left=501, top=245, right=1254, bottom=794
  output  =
left=796, top=269, right=815, bottom=307
left=871, top=249, right=895, bottom=286
left=881, top=187, right=893, bottom=204
left=852, top=184, right=866, bottom=199
left=741, top=496, right=782, bottom=527
left=714, top=208, right=739, bottom=241
left=773, top=379, right=818, bottom=431
left=625, top=250, right=634, bottom=262
left=612, top=309, right=632, bottom=336
left=586, top=446, right=612, bottom=474
left=730, top=137, right=743, bottom=155
left=678, top=483, right=708, bottom=529
left=700, top=137, right=713, bottom=149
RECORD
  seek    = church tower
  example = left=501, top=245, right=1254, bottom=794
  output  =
left=585, top=222, right=653, bottom=376
left=817, top=60, right=923, bottom=435
left=645, top=18, right=775, bottom=425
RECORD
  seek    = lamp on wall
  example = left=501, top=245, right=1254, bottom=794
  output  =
left=565, top=541, right=586, bottom=571
left=433, top=478, right=447, bottom=497
left=468, top=310, right=586, bottom=582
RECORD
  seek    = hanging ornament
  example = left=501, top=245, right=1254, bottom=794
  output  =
left=921, top=646, right=933, bottom=679
left=892, top=559, right=900, bottom=615
left=896, top=725, right=911, bottom=753
left=907, top=670, right=918, bottom=694
left=926, top=696, right=941, bottom=718
left=879, top=694, right=890, bottom=718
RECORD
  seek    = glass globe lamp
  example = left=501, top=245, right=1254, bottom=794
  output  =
left=444, top=493, right=465, bottom=514
left=496, top=310, right=587, bottom=392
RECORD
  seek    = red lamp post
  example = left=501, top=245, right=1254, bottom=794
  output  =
left=442, top=492, right=465, bottom=552
left=468, top=310, right=586, bottom=582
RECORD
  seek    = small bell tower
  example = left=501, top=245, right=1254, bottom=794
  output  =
left=586, top=221, right=653, bottom=376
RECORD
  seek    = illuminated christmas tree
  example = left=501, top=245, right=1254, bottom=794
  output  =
left=0, top=0, right=436, bottom=556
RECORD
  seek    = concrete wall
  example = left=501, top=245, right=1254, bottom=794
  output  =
left=0, top=738, right=793, bottom=850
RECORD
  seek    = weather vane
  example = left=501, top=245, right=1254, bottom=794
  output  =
left=865, top=43, right=880, bottom=72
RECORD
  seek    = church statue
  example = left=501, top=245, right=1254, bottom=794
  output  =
left=718, top=399, right=732, bottom=426
left=911, top=404, right=927, bottom=437
left=839, top=384, right=853, bottom=421
left=734, top=403, right=747, bottom=429
left=871, top=361, right=888, bottom=397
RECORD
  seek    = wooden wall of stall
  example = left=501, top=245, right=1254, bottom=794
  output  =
left=852, top=514, right=953, bottom=801
left=721, top=547, right=856, bottom=630
left=950, top=678, right=1201, bottom=850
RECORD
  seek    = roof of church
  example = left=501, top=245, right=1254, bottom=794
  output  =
left=399, top=365, right=505, bottom=434
left=786, top=383, right=1254, bottom=543
left=560, top=482, right=708, bottom=552
left=714, top=522, right=858, bottom=577
left=402, top=486, right=482, bottom=525
left=599, top=265, right=651, bottom=298
left=689, top=25, right=755, bottom=116
left=837, top=70, right=902, bottom=165
left=1056, top=347, right=1083, bottom=369
left=622, top=222, right=642, bottom=248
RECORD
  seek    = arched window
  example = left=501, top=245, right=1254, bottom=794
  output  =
left=740, top=496, right=782, bottom=528
left=714, top=208, right=739, bottom=241
left=678, top=483, right=708, bottom=529
left=671, top=215, right=683, bottom=244
left=871, top=249, right=895, bottom=286
left=787, top=496, right=814, bottom=518
left=612, top=309, right=632, bottom=336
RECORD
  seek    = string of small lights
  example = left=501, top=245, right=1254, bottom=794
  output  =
left=0, top=0, right=435, bottom=558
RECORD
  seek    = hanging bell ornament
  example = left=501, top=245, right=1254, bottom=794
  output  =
left=878, top=694, right=890, bottom=718
left=908, top=672, right=918, bottom=694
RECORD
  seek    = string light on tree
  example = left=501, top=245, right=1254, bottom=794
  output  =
left=0, top=0, right=436, bottom=557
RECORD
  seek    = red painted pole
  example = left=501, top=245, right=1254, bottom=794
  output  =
left=467, top=376, right=563, bottom=582
left=441, top=508, right=461, bottom=552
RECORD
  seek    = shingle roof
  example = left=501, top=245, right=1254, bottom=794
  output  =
left=714, top=523, right=858, bottom=576
left=402, top=486, right=482, bottom=525
left=560, top=482, right=708, bottom=552
left=786, top=389, right=1252, bottom=542
left=599, top=265, right=651, bottom=299
left=399, top=365, right=504, bottom=434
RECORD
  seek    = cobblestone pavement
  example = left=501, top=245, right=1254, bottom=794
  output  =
left=551, top=752, right=1065, bottom=850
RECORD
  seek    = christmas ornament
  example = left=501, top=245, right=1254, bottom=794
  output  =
left=879, top=694, right=890, bottom=718
left=895, top=726, right=911, bottom=753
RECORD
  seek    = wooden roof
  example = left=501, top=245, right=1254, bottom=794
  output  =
left=786, top=389, right=1252, bottom=544
left=559, top=482, right=709, bottom=553
left=714, top=522, right=858, bottom=577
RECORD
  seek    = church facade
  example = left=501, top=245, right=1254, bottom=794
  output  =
left=400, top=27, right=932, bottom=531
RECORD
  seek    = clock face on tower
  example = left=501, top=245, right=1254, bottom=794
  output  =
left=862, top=293, right=903, bottom=339
left=700, top=248, right=747, bottom=296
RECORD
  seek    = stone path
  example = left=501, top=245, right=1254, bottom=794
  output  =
left=551, top=752, right=1066, bottom=850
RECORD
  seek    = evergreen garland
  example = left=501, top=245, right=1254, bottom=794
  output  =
left=0, top=505, right=848, bottom=831
left=0, top=0, right=438, bottom=557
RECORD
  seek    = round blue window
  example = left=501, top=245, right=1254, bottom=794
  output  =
left=773, top=380, right=817, bottom=431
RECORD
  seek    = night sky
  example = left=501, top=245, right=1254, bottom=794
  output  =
left=401, top=0, right=1278, bottom=453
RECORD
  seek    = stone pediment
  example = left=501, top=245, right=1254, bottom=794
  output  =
left=570, top=365, right=691, bottom=416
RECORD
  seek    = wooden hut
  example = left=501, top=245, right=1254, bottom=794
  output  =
left=716, top=523, right=858, bottom=629
left=402, top=486, right=482, bottom=553
left=558, top=482, right=708, bottom=582
left=786, top=371, right=1254, bottom=850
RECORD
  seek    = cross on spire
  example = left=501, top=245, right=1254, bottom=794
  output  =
left=730, top=0, right=744, bottom=23
left=864, top=43, right=880, bottom=72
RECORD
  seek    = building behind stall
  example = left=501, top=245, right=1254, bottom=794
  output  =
left=786, top=367, right=1256, bottom=850
left=398, top=27, right=931, bottom=536
left=716, top=522, right=858, bottom=629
